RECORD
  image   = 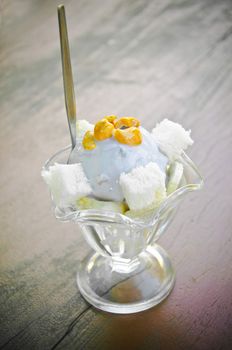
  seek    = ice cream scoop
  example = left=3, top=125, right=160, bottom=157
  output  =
left=70, top=126, right=168, bottom=201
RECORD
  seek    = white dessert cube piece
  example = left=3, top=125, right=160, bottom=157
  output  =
left=119, top=162, right=166, bottom=211
left=76, top=120, right=94, bottom=140
left=152, top=119, right=193, bottom=161
left=41, top=163, right=92, bottom=207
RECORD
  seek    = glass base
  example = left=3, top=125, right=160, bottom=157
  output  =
left=77, top=244, right=175, bottom=314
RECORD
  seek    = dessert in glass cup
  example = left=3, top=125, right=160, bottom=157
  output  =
left=42, top=116, right=203, bottom=314
left=42, top=5, right=203, bottom=314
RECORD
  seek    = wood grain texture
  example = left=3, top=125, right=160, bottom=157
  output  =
left=0, top=0, right=232, bottom=349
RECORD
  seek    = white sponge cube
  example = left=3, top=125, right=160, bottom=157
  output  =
left=119, top=162, right=166, bottom=211
left=76, top=120, right=94, bottom=140
left=41, top=163, right=92, bottom=207
left=152, top=119, right=193, bottom=161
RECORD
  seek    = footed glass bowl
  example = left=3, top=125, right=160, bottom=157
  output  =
left=43, top=146, right=203, bottom=314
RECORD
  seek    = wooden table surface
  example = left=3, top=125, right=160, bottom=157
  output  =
left=1, top=0, right=232, bottom=349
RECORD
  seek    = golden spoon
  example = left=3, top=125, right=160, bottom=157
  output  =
left=57, top=4, right=76, bottom=151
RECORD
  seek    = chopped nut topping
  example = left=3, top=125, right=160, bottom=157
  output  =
left=115, top=117, right=140, bottom=129
left=83, top=116, right=142, bottom=150
left=94, top=118, right=115, bottom=141
left=104, top=115, right=118, bottom=125
left=113, top=127, right=142, bottom=146
left=82, top=131, right=96, bottom=150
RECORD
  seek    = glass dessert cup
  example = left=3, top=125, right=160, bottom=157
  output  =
left=43, top=146, right=203, bottom=314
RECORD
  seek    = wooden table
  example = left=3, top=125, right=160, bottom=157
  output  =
left=1, top=0, right=232, bottom=349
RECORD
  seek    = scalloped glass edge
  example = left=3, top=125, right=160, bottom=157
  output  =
left=43, top=145, right=203, bottom=229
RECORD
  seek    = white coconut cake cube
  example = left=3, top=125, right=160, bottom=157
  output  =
left=119, top=162, right=167, bottom=211
left=152, top=119, right=193, bottom=161
left=41, top=163, right=92, bottom=207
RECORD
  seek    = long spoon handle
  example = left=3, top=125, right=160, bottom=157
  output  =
left=58, top=4, right=76, bottom=149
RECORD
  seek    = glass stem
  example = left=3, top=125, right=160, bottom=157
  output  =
left=110, top=256, right=140, bottom=274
